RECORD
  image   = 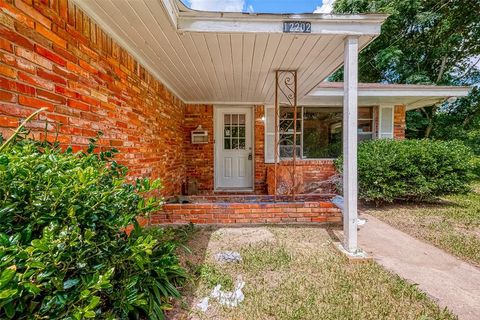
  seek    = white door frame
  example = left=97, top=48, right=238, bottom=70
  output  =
left=214, top=105, right=255, bottom=191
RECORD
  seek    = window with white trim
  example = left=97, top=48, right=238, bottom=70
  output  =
left=264, top=106, right=379, bottom=162
left=379, top=106, right=394, bottom=139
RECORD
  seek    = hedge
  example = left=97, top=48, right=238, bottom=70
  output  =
left=335, top=139, right=476, bottom=204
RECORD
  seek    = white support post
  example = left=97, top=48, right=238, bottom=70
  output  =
left=343, top=36, right=359, bottom=253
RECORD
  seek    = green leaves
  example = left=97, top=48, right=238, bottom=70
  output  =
left=0, top=289, right=17, bottom=300
left=62, top=279, right=79, bottom=290
left=336, top=139, right=476, bottom=204
left=0, top=266, right=16, bottom=290
left=0, top=138, right=184, bottom=319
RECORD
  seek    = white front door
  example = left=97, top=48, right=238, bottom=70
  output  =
left=215, top=106, right=253, bottom=190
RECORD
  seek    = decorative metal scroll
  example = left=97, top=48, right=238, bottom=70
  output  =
left=276, top=71, right=297, bottom=107
left=274, top=70, right=298, bottom=201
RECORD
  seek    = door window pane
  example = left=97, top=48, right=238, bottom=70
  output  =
left=239, top=126, right=245, bottom=138
left=224, top=113, right=247, bottom=150
left=224, top=114, right=231, bottom=125
left=232, top=139, right=239, bottom=149
left=239, top=138, right=245, bottom=149
left=232, top=114, right=239, bottom=125
left=224, top=138, right=231, bottom=149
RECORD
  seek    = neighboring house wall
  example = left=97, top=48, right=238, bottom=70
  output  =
left=0, top=0, right=185, bottom=195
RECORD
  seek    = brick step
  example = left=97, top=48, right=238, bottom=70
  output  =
left=151, top=200, right=342, bottom=225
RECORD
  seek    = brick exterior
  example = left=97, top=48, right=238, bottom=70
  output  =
left=254, top=105, right=267, bottom=194
left=266, top=160, right=337, bottom=195
left=151, top=198, right=341, bottom=224
left=0, top=0, right=186, bottom=195
left=184, top=104, right=214, bottom=193
left=0, top=0, right=409, bottom=200
left=394, top=104, right=406, bottom=139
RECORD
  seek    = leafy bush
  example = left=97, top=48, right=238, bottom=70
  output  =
left=0, top=135, right=185, bottom=319
left=335, top=139, right=476, bottom=203
left=472, top=156, right=480, bottom=179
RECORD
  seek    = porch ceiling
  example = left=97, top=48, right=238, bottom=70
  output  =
left=73, top=0, right=387, bottom=104
left=303, top=82, right=471, bottom=109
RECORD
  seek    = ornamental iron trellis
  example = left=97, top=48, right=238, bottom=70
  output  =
left=274, top=70, right=298, bottom=201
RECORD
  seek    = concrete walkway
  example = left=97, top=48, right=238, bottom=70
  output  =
left=358, top=214, right=480, bottom=320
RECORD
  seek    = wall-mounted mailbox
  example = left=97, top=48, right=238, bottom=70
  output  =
left=191, top=125, right=208, bottom=144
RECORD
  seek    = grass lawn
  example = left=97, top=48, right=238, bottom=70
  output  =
left=167, top=225, right=455, bottom=320
left=364, top=183, right=480, bottom=267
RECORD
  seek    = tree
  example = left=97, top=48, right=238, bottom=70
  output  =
left=332, top=0, right=480, bottom=140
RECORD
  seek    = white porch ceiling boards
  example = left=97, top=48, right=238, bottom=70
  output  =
left=73, top=0, right=386, bottom=104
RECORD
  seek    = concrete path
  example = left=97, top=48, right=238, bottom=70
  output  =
left=358, top=214, right=480, bottom=320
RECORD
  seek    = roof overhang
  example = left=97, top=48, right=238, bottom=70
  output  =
left=171, top=0, right=385, bottom=35
left=302, top=83, right=471, bottom=109
left=73, top=0, right=388, bottom=104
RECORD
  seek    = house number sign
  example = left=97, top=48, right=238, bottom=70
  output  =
left=283, top=21, right=311, bottom=33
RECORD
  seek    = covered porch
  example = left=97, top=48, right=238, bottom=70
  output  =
left=73, top=0, right=469, bottom=254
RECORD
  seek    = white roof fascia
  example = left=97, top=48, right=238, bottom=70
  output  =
left=177, top=14, right=385, bottom=36
left=169, top=0, right=386, bottom=36
left=308, top=87, right=471, bottom=97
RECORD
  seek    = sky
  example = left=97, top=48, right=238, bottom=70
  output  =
left=183, top=0, right=336, bottom=14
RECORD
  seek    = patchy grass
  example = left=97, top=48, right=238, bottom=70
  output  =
left=167, top=226, right=456, bottom=320
left=365, top=183, right=480, bottom=267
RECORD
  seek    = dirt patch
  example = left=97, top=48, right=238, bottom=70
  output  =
left=211, top=227, right=275, bottom=247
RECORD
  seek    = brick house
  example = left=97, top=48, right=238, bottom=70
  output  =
left=0, top=0, right=469, bottom=252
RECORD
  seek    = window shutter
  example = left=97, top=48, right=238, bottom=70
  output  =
left=264, top=105, right=277, bottom=163
left=379, top=106, right=394, bottom=139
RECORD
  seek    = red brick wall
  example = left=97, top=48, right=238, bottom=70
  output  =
left=394, top=104, right=406, bottom=139
left=254, top=105, right=267, bottom=194
left=184, top=104, right=213, bottom=193
left=266, top=160, right=337, bottom=195
left=152, top=200, right=341, bottom=224
left=0, top=0, right=185, bottom=195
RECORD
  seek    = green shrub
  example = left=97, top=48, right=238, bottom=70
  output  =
left=335, top=139, right=476, bottom=204
left=0, top=136, right=185, bottom=319
left=471, top=156, right=480, bottom=179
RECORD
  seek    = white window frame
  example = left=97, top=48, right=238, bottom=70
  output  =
left=264, top=105, right=378, bottom=162
left=264, top=105, right=277, bottom=163
left=378, top=105, right=395, bottom=139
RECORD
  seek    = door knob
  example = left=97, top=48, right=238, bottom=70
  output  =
left=248, top=153, right=252, bottom=160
